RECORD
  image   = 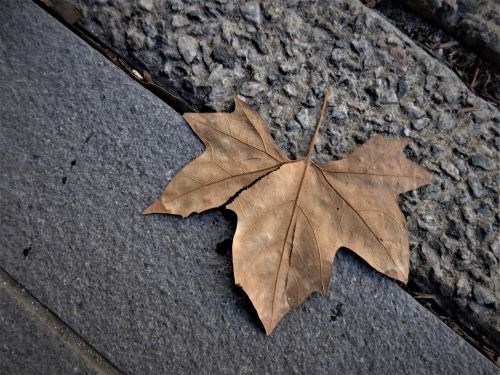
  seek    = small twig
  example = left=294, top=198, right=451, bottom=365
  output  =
left=411, top=293, right=435, bottom=299
left=306, top=89, right=331, bottom=160
left=439, top=40, right=459, bottom=49
left=457, top=106, right=477, bottom=113
left=469, top=67, right=480, bottom=89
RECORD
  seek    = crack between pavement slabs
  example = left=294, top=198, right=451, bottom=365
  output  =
left=403, top=280, right=499, bottom=365
left=0, top=267, right=125, bottom=375
left=33, top=0, right=193, bottom=114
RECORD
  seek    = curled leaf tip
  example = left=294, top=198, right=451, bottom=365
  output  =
left=143, top=198, right=168, bottom=214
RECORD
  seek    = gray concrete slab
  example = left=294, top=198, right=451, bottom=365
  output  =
left=0, top=1, right=497, bottom=374
left=0, top=278, right=98, bottom=375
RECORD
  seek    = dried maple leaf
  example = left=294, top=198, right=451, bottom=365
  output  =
left=145, top=91, right=432, bottom=335
left=144, top=97, right=289, bottom=217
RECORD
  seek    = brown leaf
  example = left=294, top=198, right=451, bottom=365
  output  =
left=145, top=92, right=432, bottom=334
left=144, top=97, right=289, bottom=217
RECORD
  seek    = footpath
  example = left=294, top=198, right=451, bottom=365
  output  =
left=0, top=1, right=497, bottom=374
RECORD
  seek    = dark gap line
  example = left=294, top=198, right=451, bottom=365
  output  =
left=33, top=0, right=193, bottom=114
left=0, top=267, right=125, bottom=375
left=402, top=280, right=499, bottom=364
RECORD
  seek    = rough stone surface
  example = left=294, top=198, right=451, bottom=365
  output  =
left=367, top=0, right=500, bottom=106
left=73, top=0, right=500, bottom=351
left=0, top=1, right=498, bottom=373
left=396, top=0, right=500, bottom=63
left=0, top=288, right=97, bottom=375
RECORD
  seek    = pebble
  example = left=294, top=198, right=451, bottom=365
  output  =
left=470, top=154, right=496, bottom=171
left=296, top=109, right=309, bottom=128
left=332, top=110, right=347, bottom=120
left=145, top=37, right=155, bottom=49
left=475, top=226, right=491, bottom=243
left=444, top=89, right=461, bottom=103
left=374, top=66, right=384, bottom=78
left=455, top=192, right=471, bottom=205
left=386, top=73, right=399, bottom=87
left=384, top=114, right=395, bottom=122
left=283, top=83, right=298, bottom=97
left=211, top=46, right=237, bottom=69
left=172, top=15, right=190, bottom=28
left=387, top=123, right=399, bottom=135
left=456, top=277, right=471, bottom=298
left=330, top=48, right=343, bottom=62
left=417, top=215, right=437, bottom=234
left=241, top=2, right=261, bottom=24
left=455, top=159, right=467, bottom=175
left=476, top=202, right=492, bottom=217
left=461, top=206, right=475, bottom=223
left=435, top=112, right=455, bottom=131
left=483, top=175, right=498, bottom=190
left=446, top=221, right=464, bottom=239
left=425, top=76, right=436, bottom=91
left=431, top=144, right=445, bottom=154
left=240, top=81, right=264, bottom=97
left=389, top=46, right=406, bottom=61
left=351, top=40, right=369, bottom=54
left=332, top=104, right=348, bottom=120
left=177, top=35, right=199, bottom=64
left=141, top=16, right=157, bottom=38
left=458, top=247, right=472, bottom=261
left=138, top=0, right=154, bottom=12
left=440, top=161, right=460, bottom=180
left=380, top=90, right=398, bottom=104
left=403, top=104, right=426, bottom=119
left=438, top=191, right=451, bottom=204
left=279, top=61, right=299, bottom=74
left=303, top=92, right=317, bottom=107
left=266, top=73, right=281, bottom=84
left=490, top=239, right=500, bottom=255
left=271, top=105, right=283, bottom=118
left=126, top=29, right=145, bottom=50
left=253, top=33, right=268, bottom=54
left=286, top=120, right=301, bottom=132
left=482, top=251, right=497, bottom=270
left=412, top=118, right=429, bottom=130
left=473, top=285, right=496, bottom=306
left=386, top=35, right=400, bottom=45
left=453, top=133, right=467, bottom=145
left=397, top=78, right=408, bottom=99
left=467, top=176, right=485, bottom=198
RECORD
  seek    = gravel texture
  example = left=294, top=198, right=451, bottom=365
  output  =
left=72, top=0, right=500, bottom=351
left=395, top=0, right=500, bottom=63
left=1, top=1, right=498, bottom=373
left=0, top=287, right=97, bottom=375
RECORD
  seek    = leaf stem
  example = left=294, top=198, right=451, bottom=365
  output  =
left=306, top=89, right=331, bottom=160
